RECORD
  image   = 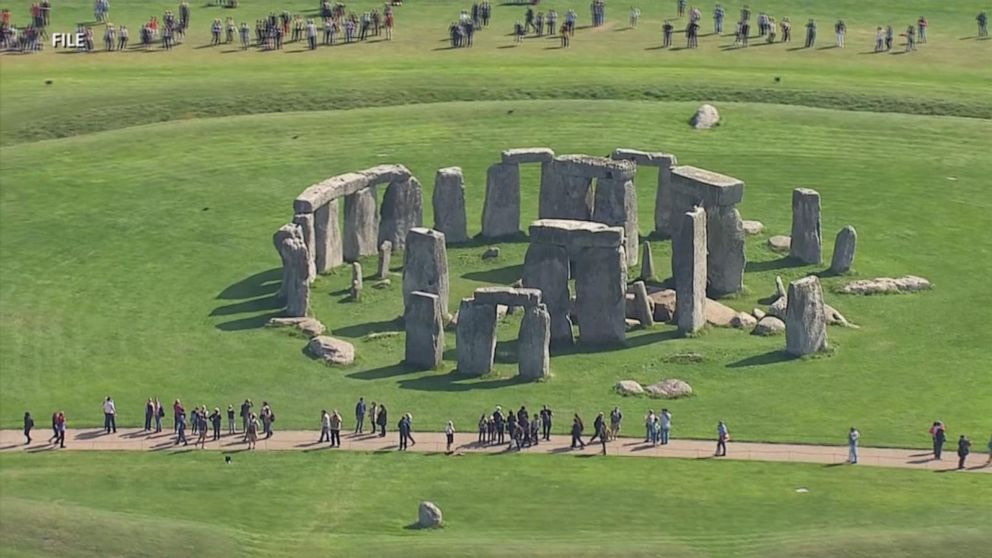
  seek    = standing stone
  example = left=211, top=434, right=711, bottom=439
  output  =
left=314, top=199, right=343, bottom=272
left=673, top=207, right=707, bottom=334
left=522, top=242, right=573, bottom=345
left=830, top=225, right=857, bottom=274
left=455, top=299, right=497, bottom=376
left=403, top=228, right=450, bottom=317
left=379, top=178, right=423, bottom=251
left=629, top=281, right=654, bottom=327
left=351, top=262, right=363, bottom=301
left=433, top=167, right=468, bottom=243
left=293, top=212, right=317, bottom=280
left=654, top=154, right=678, bottom=237
left=593, top=177, right=639, bottom=267
left=405, top=291, right=444, bottom=369
left=481, top=162, right=520, bottom=238
left=377, top=241, right=392, bottom=279
left=790, top=188, right=822, bottom=265
left=574, top=245, right=627, bottom=345
left=518, top=303, right=551, bottom=379
left=785, top=276, right=828, bottom=356
left=273, top=224, right=312, bottom=317
left=707, top=206, right=746, bottom=296
left=539, top=162, right=594, bottom=221
left=639, top=241, right=655, bottom=281
left=343, top=186, right=378, bottom=262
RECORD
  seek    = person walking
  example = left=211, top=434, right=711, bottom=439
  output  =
left=240, top=399, right=252, bottom=437
left=595, top=414, right=608, bottom=455
left=319, top=410, right=331, bottom=443
left=930, top=421, right=946, bottom=460
left=405, top=414, right=416, bottom=447
left=715, top=421, right=729, bottom=456
left=540, top=405, right=552, bottom=440
left=55, top=411, right=66, bottom=448
left=570, top=414, right=586, bottom=449
left=245, top=413, right=259, bottom=450
left=49, top=411, right=59, bottom=443
left=196, top=411, right=209, bottom=449
left=847, top=427, right=860, bottom=464
left=445, top=420, right=456, bottom=454
left=175, top=410, right=188, bottom=446
left=589, top=412, right=606, bottom=445
left=376, top=404, right=388, bottom=437
left=956, top=435, right=971, bottom=470
left=978, top=11, right=989, bottom=38
left=609, top=406, right=623, bottom=440
left=103, top=396, right=117, bottom=434
left=660, top=409, right=672, bottom=445
left=144, top=399, right=154, bottom=431
left=23, top=412, right=34, bottom=445
left=355, top=397, right=366, bottom=434
left=330, top=410, right=342, bottom=447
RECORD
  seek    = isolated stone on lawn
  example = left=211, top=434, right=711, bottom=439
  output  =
left=768, top=235, right=791, bottom=253
left=691, top=104, right=720, bottom=129
left=615, top=380, right=645, bottom=395
left=418, top=501, right=443, bottom=528
left=267, top=317, right=326, bottom=338
left=645, top=379, right=693, bottom=399
left=840, top=276, right=932, bottom=295
left=306, top=336, right=356, bottom=366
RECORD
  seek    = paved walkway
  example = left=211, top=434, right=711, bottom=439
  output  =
left=2, top=428, right=989, bottom=473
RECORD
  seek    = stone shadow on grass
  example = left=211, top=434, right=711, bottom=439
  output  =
left=726, top=350, right=796, bottom=368
left=212, top=268, right=286, bottom=331
left=552, top=329, right=681, bottom=356
left=333, top=317, right=403, bottom=338
left=745, top=257, right=806, bottom=273
left=347, top=362, right=419, bottom=381
left=398, top=370, right=529, bottom=392
left=216, top=268, right=282, bottom=300
left=461, top=264, right=524, bottom=285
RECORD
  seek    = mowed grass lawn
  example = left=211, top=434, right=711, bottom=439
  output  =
left=1, top=451, right=990, bottom=557
left=1, top=100, right=990, bottom=446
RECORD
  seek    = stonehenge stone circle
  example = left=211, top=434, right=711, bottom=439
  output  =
left=671, top=165, right=746, bottom=296
left=539, top=161, right=595, bottom=221
left=518, top=303, right=551, bottom=379
left=639, top=241, right=655, bottom=281
left=377, top=241, right=392, bottom=280
left=629, top=281, right=655, bottom=328
left=273, top=223, right=312, bottom=318
left=402, top=228, right=450, bottom=318
left=473, top=286, right=542, bottom=308
left=785, top=276, right=829, bottom=356
left=790, top=188, right=822, bottom=265
left=830, top=225, right=857, bottom=274
left=593, top=175, right=639, bottom=266
left=673, top=206, right=707, bottom=334
left=522, top=241, right=573, bottom=346
left=379, top=177, right=423, bottom=251
left=575, top=243, right=627, bottom=345
left=611, top=148, right=678, bottom=237
left=432, top=167, right=469, bottom=243
left=455, top=298, right=498, bottom=376
left=501, top=147, right=555, bottom=164
left=482, top=162, right=521, bottom=238
left=343, top=185, right=379, bottom=262
left=405, top=291, right=444, bottom=370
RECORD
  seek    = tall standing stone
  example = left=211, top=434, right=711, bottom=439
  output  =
left=456, top=298, right=497, bottom=376
left=639, top=241, right=655, bottom=281
left=830, top=225, right=857, bottom=274
left=314, top=199, right=342, bottom=272
left=629, top=281, right=654, bottom=327
left=293, top=212, right=317, bottom=280
left=707, top=206, right=746, bottom=296
left=522, top=242, right=573, bottom=345
left=343, top=186, right=378, bottom=262
left=785, top=276, right=828, bottom=356
left=273, top=224, right=313, bottom=317
left=593, top=177, right=639, bottom=267
left=574, top=245, right=627, bottom=345
left=405, top=291, right=444, bottom=370
left=654, top=154, right=678, bottom=237
left=351, top=262, right=363, bottom=301
left=518, top=303, right=551, bottom=379
left=379, top=177, right=423, bottom=251
left=377, top=241, right=392, bottom=279
left=481, top=162, right=520, bottom=238
left=402, top=228, right=450, bottom=317
left=433, top=167, right=469, bottom=243
left=539, top=162, right=594, bottom=221
left=790, top=188, right=822, bottom=265
left=673, top=207, right=707, bottom=334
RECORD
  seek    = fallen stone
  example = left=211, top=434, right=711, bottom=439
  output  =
left=691, top=104, right=720, bottom=129
left=785, top=276, right=828, bottom=356
left=418, top=501, right=443, bottom=528
left=518, top=304, right=551, bottom=379
left=790, top=188, right=822, bottom=265
left=753, top=316, right=785, bottom=336
left=481, top=246, right=500, bottom=260
left=645, top=379, right=693, bottom=399
left=625, top=318, right=641, bottom=331
left=306, top=336, right=356, bottom=366
left=664, top=352, right=705, bottom=364
left=705, top=298, right=738, bottom=327
left=266, top=317, right=326, bottom=338
left=731, top=312, right=758, bottom=330
left=501, top=147, right=555, bottom=164
left=647, top=289, right=676, bottom=322
left=615, top=380, right=645, bottom=395
left=752, top=308, right=767, bottom=320
left=768, top=235, right=791, bottom=252
left=775, top=276, right=787, bottom=300
left=829, top=226, right=857, bottom=274
left=824, top=304, right=852, bottom=327
left=742, top=220, right=765, bottom=235
left=433, top=167, right=469, bottom=243
left=629, top=281, right=654, bottom=327
left=840, top=276, right=932, bottom=295
left=767, top=295, right=788, bottom=320
left=372, top=279, right=392, bottom=289
left=473, top=287, right=542, bottom=308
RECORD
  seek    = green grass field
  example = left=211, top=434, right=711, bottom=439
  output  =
left=1, top=2, right=991, bottom=555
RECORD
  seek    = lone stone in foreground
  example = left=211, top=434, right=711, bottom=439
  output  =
left=829, top=225, right=857, bottom=274
left=785, top=276, right=828, bottom=356
left=691, top=104, right=720, bottom=129
left=790, top=188, right=822, bottom=265
left=418, top=501, right=443, bottom=528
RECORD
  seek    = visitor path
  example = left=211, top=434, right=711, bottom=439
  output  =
left=2, top=429, right=988, bottom=473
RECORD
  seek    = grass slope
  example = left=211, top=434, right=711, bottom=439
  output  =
left=1, top=451, right=990, bottom=557
left=2, top=100, right=990, bottom=446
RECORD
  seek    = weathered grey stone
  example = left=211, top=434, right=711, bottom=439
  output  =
left=432, top=167, right=468, bottom=243
left=653, top=154, right=679, bottom=237
left=403, top=228, right=450, bottom=317
left=767, top=295, right=788, bottom=320
left=528, top=219, right=624, bottom=249
left=418, top=501, right=443, bottom=528
left=731, top=312, right=758, bottom=330
left=648, top=288, right=676, bottom=322
left=377, top=241, right=392, bottom=280
left=840, top=276, right=932, bottom=295
left=273, top=224, right=312, bottom=317
left=671, top=166, right=744, bottom=208
left=593, top=177, right=639, bottom=266
left=473, top=287, right=542, bottom=308
left=293, top=213, right=316, bottom=279
left=645, top=378, right=693, bottom=399
left=824, top=304, right=852, bottom=328
left=615, top=380, right=645, bottom=395
left=742, top=220, right=765, bottom=235
left=313, top=199, right=342, bottom=272
left=266, top=316, right=326, bottom=338
left=706, top=206, right=746, bottom=296
left=611, top=148, right=670, bottom=167
left=481, top=246, right=500, bottom=260
left=768, top=235, right=791, bottom=252
left=639, top=241, right=655, bottom=281
left=455, top=299, right=497, bottom=376
left=574, top=245, right=627, bottom=345
left=351, top=262, right=363, bottom=301
left=555, top=154, right=636, bottom=180
left=790, top=188, right=822, bottom=265
left=538, top=162, right=595, bottom=221
left=629, top=281, right=654, bottom=327
left=379, top=177, right=423, bottom=251
left=752, top=308, right=767, bottom=320
left=306, top=336, right=355, bottom=366
left=501, top=147, right=555, bottom=164
left=830, top=225, right=857, bottom=274
left=673, top=207, right=707, bottom=334
left=293, top=165, right=412, bottom=213
left=522, top=242, right=573, bottom=345
left=691, top=104, right=720, bottom=129
left=372, top=278, right=391, bottom=289
left=705, top=298, right=737, bottom=328
left=481, top=162, right=520, bottom=238
left=775, top=276, right=787, bottom=300
left=518, top=303, right=551, bottom=379
left=405, top=291, right=444, bottom=370
left=753, top=315, right=785, bottom=336
left=343, top=186, right=378, bottom=262
left=785, top=276, right=828, bottom=356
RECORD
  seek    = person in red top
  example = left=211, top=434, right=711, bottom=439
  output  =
left=917, top=16, right=928, bottom=44
left=385, top=10, right=393, bottom=40
left=55, top=411, right=66, bottom=448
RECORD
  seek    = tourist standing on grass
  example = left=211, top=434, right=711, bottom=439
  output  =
left=103, top=396, right=117, bottom=434
left=686, top=19, right=699, bottom=48
left=834, top=19, right=845, bottom=48
left=118, top=25, right=128, bottom=50
left=804, top=18, right=816, bottom=48
left=884, top=25, right=894, bottom=51
left=978, top=12, right=989, bottom=38
left=376, top=404, right=388, bottom=437
left=145, top=399, right=155, bottom=431
left=355, top=397, right=366, bottom=434
left=530, top=413, right=540, bottom=446
left=917, top=16, right=928, bottom=44
left=560, top=24, right=569, bottom=47
left=307, top=18, right=317, bottom=50
left=848, top=427, right=860, bottom=464
left=175, top=410, right=188, bottom=446
left=477, top=414, right=487, bottom=444
left=23, top=412, right=33, bottom=445
left=781, top=17, right=791, bottom=43
left=930, top=421, right=946, bottom=460
left=677, top=0, right=686, bottom=18
left=330, top=410, right=342, bottom=447
left=570, top=414, right=586, bottom=449
left=874, top=27, right=884, bottom=52
left=956, top=435, right=971, bottom=470
left=209, top=408, right=221, bottom=440
left=55, top=411, right=66, bottom=448
left=904, top=25, right=916, bottom=52
left=246, top=413, right=258, bottom=449
left=190, top=406, right=199, bottom=436
left=716, top=421, right=729, bottom=456
left=240, top=21, right=250, bottom=49
left=661, top=409, right=672, bottom=445
left=662, top=20, right=673, bottom=47
left=445, top=421, right=455, bottom=453
left=644, top=410, right=655, bottom=443
left=493, top=406, right=505, bottom=444
left=713, top=4, right=724, bottom=34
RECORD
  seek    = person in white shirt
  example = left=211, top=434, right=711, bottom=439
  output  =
left=103, top=396, right=117, bottom=434
left=848, top=427, right=860, bottom=464
left=445, top=421, right=455, bottom=454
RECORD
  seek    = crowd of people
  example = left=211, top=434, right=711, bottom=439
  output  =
left=18, top=397, right=992, bottom=470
